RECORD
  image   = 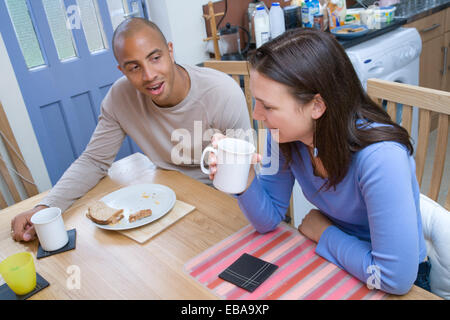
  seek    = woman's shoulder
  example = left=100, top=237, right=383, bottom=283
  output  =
left=356, top=140, right=410, bottom=160
left=354, top=141, right=412, bottom=179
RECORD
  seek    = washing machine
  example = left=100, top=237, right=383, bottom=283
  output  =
left=346, top=27, right=422, bottom=88
left=292, top=27, right=423, bottom=226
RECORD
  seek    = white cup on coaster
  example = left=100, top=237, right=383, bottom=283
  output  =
left=30, top=207, right=68, bottom=252
left=200, top=138, right=256, bottom=194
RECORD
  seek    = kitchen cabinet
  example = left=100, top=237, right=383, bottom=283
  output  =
left=419, top=34, right=446, bottom=90
left=405, top=8, right=450, bottom=131
left=445, top=31, right=450, bottom=91
left=405, top=9, right=448, bottom=91
left=446, top=6, right=450, bottom=32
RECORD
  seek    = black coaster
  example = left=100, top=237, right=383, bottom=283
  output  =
left=219, top=253, right=278, bottom=292
left=0, top=272, right=49, bottom=300
left=37, top=228, right=76, bottom=259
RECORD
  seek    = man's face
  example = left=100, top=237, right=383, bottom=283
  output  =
left=116, top=28, right=176, bottom=107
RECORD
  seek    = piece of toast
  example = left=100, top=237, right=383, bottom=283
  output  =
left=128, top=209, right=152, bottom=223
left=86, top=201, right=124, bottom=225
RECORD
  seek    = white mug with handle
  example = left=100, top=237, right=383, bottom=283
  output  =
left=201, top=137, right=256, bottom=194
left=30, top=207, right=68, bottom=252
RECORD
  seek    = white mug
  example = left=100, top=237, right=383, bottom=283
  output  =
left=201, top=138, right=255, bottom=194
left=30, top=207, right=68, bottom=252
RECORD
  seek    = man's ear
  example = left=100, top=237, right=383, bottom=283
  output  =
left=312, top=94, right=326, bottom=120
left=167, top=42, right=175, bottom=63
left=117, top=65, right=123, bottom=73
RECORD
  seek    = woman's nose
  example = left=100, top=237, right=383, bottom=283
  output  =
left=252, top=102, right=265, bottom=121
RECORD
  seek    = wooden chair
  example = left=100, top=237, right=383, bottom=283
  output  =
left=367, top=78, right=450, bottom=210
left=0, top=101, right=38, bottom=208
left=203, top=60, right=295, bottom=225
left=203, top=61, right=259, bottom=128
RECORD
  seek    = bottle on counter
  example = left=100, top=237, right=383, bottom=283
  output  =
left=327, top=0, right=347, bottom=30
left=248, top=1, right=269, bottom=45
left=254, top=6, right=271, bottom=48
left=313, top=13, right=324, bottom=31
left=301, top=0, right=320, bottom=28
left=269, top=2, right=286, bottom=39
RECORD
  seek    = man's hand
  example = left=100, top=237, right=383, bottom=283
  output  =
left=10, top=205, right=48, bottom=242
left=298, top=209, right=333, bottom=243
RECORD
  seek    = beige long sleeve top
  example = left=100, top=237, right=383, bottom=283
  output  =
left=39, top=64, right=251, bottom=212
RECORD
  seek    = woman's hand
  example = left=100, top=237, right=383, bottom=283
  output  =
left=298, top=209, right=333, bottom=243
left=207, top=133, right=262, bottom=192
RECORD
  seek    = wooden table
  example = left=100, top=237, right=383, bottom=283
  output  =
left=0, top=153, right=442, bottom=300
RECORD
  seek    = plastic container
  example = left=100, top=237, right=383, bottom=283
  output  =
left=0, top=252, right=36, bottom=295
left=345, top=8, right=363, bottom=25
left=248, top=1, right=269, bottom=44
left=327, top=0, right=347, bottom=30
left=313, top=14, right=324, bottom=30
left=301, top=0, right=320, bottom=28
left=269, top=2, right=286, bottom=39
left=377, top=6, right=396, bottom=23
left=254, top=6, right=271, bottom=48
left=361, top=8, right=377, bottom=29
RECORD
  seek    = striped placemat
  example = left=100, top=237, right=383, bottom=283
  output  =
left=184, top=223, right=387, bottom=300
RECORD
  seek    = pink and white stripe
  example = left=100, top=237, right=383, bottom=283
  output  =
left=184, top=224, right=388, bottom=300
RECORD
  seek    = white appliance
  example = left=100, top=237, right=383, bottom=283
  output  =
left=292, top=27, right=423, bottom=227
left=346, top=27, right=422, bottom=88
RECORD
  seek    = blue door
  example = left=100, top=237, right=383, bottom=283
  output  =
left=0, top=0, right=146, bottom=185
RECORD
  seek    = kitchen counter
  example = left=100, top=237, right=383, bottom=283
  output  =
left=395, top=0, right=449, bottom=22
left=338, top=18, right=407, bottom=49
left=339, top=0, right=449, bottom=49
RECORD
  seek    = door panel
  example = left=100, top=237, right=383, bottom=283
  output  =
left=0, top=0, right=145, bottom=184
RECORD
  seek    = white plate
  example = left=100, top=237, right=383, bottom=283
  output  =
left=89, top=184, right=176, bottom=230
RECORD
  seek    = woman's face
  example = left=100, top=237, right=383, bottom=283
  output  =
left=250, top=69, right=317, bottom=145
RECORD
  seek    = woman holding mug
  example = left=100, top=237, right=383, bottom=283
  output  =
left=208, top=28, right=428, bottom=295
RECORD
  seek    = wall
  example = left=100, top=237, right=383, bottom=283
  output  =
left=0, top=33, right=52, bottom=203
left=147, top=0, right=215, bottom=65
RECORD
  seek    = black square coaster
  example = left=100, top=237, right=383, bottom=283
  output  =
left=0, top=272, right=49, bottom=300
left=219, top=253, right=278, bottom=292
left=37, top=228, right=76, bottom=259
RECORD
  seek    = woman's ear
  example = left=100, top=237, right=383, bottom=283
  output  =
left=312, top=94, right=326, bottom=120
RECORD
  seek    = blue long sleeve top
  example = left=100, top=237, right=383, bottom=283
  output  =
left=235, top=131, right=427, bottom=295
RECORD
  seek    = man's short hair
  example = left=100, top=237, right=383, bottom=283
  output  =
left=112, top=18, right=167, bottom=61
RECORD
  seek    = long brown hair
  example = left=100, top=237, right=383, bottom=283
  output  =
left=248, top=28, right=413, bottom=190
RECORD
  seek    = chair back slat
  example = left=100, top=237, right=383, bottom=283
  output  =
left=0, top=155, right=22, bottom=205
left=415, top=109, right=432, bottom=186
left=386, top=100, right=397, bottom=123
left=367, top=78, right=450, bottom=210
left=402, top=105, right=413, bottom=136
left=0, top=191, right=7, bottom=208
left=428, top=114, right=449, bottom=201
left=0, top=102, right=38, bottom=208
left=243, top=76, right=253, bottom=126
left=203, top=60, right=257, bottom=131
left=446, top=188, right=450, bottom=210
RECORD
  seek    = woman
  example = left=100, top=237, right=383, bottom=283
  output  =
left=208, top=28, right=428, bottom=295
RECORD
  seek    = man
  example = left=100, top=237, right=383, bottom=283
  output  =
left=11, top=18, right=250, bottom=242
